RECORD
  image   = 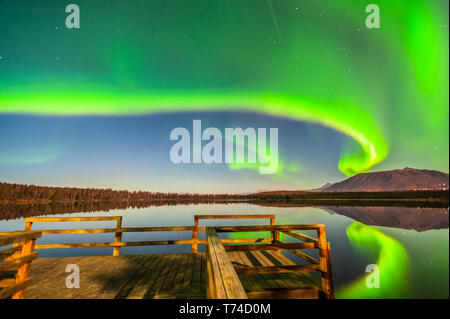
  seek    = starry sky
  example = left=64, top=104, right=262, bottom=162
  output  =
left=0, top=0, right=448, bottom=193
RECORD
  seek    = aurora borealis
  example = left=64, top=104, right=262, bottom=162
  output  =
left=0, top=0, right=448, bottom=191
left=0, top=1, right=448, bottom=301
left=337, top=222, right=409, bottom=298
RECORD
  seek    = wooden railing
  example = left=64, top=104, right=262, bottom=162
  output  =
left=20, top=214, right=334, bottom=298
left=23, top=215, right=277, bottom=255
left=193, top=214, right=276, bottom=253
left=205, top=227, right=247, bottom=299
left=0, top=230, right=42, bottom=299
left=23, top=216, right=204, bottom=256
left=213, top=224, right=334, bottom=299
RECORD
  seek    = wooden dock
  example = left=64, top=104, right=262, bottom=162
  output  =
left=25, top=254, right=206, bottom=299
left=1, top=214, right=334, bottom=299
left=24, top=251, right=319, bottom=299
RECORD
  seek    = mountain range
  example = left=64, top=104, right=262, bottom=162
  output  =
left=316, top=167, right=449, bottom=192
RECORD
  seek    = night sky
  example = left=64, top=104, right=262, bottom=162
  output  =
left=0, top=0, right=448, bottom=193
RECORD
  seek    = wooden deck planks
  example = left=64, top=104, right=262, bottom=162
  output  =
left=231, top=251, right=265, bottom=293
left=24, top=251, right=318, bottom=299
left=126, top=254, right=170, bottom=299
left=190, top=253, right=205, bottom=298
left=228, top=252, right=251, bottom=290
left=197, top=252, right=206, bottom=298
left=238, top=251, right=275, bottom=292
left=143, top=254, right=179, bottom=298
left=232, top=250, right=320, bottom=294
left=114, top=255, right=158, bottom=298
left=176, top=253, right=195, bottom=298
left=155, top=254, right=185, bottom=298
left=25, top=256, right=84, bottom=299
left=167, top=254, right=190, bottom=298
left=252, top=250, right=291, bottom=289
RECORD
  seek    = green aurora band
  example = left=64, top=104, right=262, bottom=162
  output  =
left=226, top=131, right=300, bottom=175
left=226, top=221, right=410, bottom=298
left=0, top=88, right=387, bottom=176
left=337, top=222, right=409, bottom=299
left=0, top=0, right=448, bottom=175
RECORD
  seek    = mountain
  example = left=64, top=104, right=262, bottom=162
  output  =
left=318, top=167, right=449, bottom=192
left=312, top=182, right=335, bottom=192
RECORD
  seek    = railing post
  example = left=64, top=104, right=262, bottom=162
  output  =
left=326, top=242, right=335, bottom=298
left=270, top=217, right=280, bottom=252
left=11, top=220, right=35, bottom=262
left=113, top=217, right=122, bottom=256
left=317, top=225, right=332, bottom=299
left=12, top=236, right=37, bottom=299
left=25, top=220, right=33, bottom=231
left=192, top=216, right=198, bottom=253
left=16, top=220, right=34, bottom=252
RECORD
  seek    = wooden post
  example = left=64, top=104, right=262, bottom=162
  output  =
left=10, top=220, right=35, bottom=263
left=317, top=225, right=331, bottom=299
left=270, top=217, right=280, bottom=252
left=16, top=221, right=34, bottom=254
left=25, top=221, right=33, bottom=231
left=192, top=217, right=198, bottom=253
left=113, top=217, right=122, bottom=256
left=326, top=242, right=335, bottom=299
left=12, top=237, right=37, bottom=299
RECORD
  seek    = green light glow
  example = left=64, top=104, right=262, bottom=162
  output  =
left=337, top=222, right=409, bottom=299
left=0, top=87, right=387, bottom=176
left=226, top=130, right=300, bottom=175
left=0, top=145, right=59, bottom=165
left=0, top=0, right=448, bottom=175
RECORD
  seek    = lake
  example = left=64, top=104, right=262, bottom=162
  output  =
left=0, top=203, right=448, bottom=299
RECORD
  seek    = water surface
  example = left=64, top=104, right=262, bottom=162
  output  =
left=0, top=203, right=448, bottom=298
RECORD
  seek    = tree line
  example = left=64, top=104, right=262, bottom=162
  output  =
left=1, top=181, right=447, bottom=208
left=0, top=182, right=242, bottom=204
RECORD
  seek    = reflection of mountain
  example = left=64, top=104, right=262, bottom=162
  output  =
left=317, top=167, right=449, bottom=192
left=322, top=206, right=449, bottom=231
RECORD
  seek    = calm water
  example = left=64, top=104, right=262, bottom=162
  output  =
left=0, top=203, right=448, bottom=299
